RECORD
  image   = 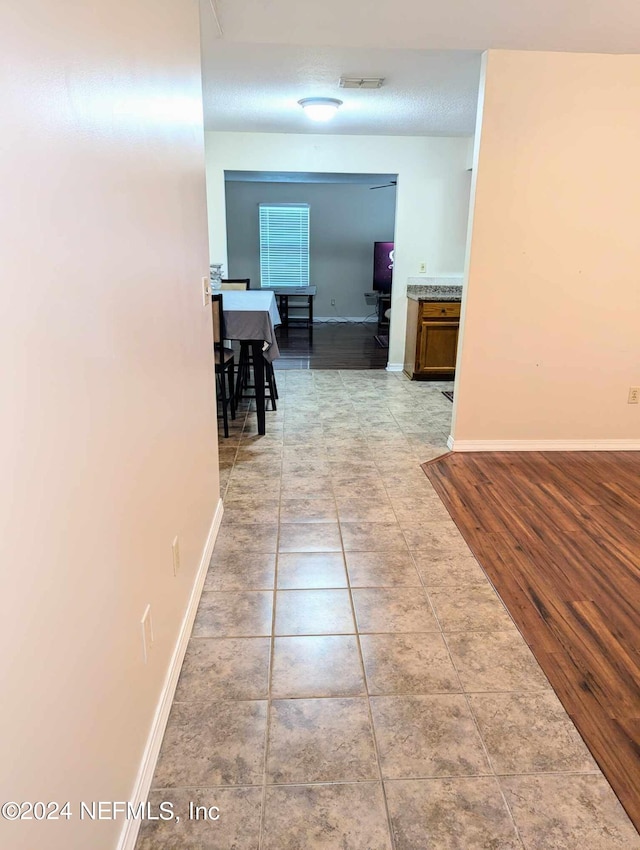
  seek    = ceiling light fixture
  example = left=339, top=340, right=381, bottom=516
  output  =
left=298, top=97, right=343, bottom=122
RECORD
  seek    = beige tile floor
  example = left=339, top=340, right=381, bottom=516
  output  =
left=136, top=370, right=639, bottom=850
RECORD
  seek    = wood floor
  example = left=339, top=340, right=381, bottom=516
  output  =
left=274, top=322, right=388, bottom=370
left=424, top=451, right=640, bottom=830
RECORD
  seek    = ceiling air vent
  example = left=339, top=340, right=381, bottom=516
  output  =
left=339, top=77, right=385, bottom=89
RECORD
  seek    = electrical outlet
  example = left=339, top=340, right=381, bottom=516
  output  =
left=628, top=387, right=640, bottom=404
left=202, top=276, right=210, bottom=307
left=419, top=262, right=426, bottom=274
left=172, top=535, right=180, bottom=576
left=141, top=605, right=153, bottom=663
left=331, top=298, right=336, bottom=306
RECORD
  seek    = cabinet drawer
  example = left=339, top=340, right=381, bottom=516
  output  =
left=420, top=301, right=461, bottom=318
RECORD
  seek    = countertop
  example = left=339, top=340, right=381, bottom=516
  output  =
left=407, top=283, right=463, bottom=302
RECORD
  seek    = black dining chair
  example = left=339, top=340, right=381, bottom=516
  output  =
left=211, top=294, right=236, bottom=438
left=220, top=278, right=251, bottom=291
left=219, top=278, right=253, bottom=399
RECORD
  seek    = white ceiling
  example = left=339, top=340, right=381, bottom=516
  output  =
left=201, top=0, right=640, bottom=136
left=201, top=42, right=482, bottom=135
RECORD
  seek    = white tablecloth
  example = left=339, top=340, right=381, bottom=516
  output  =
left=220, top=290, right=281, bottom=361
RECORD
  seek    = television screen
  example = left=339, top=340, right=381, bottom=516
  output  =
left=373, top=242, right=394, bottom=292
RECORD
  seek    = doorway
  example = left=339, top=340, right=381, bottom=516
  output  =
left=223, top=170, right=398, bottom=370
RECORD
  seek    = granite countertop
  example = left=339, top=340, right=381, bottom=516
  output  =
left=407, top=284, right=463, bottom=302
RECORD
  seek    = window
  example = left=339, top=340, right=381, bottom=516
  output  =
left=259, top=203, right=309, bottom=288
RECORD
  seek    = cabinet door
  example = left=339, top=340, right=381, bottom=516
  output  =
left=417, top=320, right=459, bottom=373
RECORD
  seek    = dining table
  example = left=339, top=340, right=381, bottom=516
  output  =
left=220, top=289, right=281, bottom=435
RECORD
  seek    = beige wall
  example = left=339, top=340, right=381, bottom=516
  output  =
left=0, top=1, right=218, bottom=848
left=453, top=50, right=640, bottom=446
left=205, top=132, right=471, bottom=367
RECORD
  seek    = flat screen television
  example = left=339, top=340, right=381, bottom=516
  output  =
left=373, top=242, right=394, bottom=293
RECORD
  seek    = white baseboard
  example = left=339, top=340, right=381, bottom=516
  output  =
left=314, top=316, right=377, bottom=323
left=386, top=363, right=404, bottom=372
left=117, top=498, right=224, bottom=850
left=448, top=438, right=640, bottom=452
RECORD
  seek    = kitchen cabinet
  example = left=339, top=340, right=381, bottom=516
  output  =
left=403, top=299, right=461, bottom=379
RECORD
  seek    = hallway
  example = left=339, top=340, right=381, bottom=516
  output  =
left=136, top=371, right=637, bottom=849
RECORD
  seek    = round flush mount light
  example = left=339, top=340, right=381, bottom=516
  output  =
left=298, top=97, right=343, bottom=121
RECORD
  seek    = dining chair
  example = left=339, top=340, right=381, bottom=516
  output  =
left=211, top=293, right=236, bottom=438
left=220, top=278, right=251, bottom=291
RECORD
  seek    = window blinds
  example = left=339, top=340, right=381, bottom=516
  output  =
left=259, top=203, right=310, bottom=288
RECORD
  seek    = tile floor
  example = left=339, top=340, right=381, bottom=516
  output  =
left=136, top=370, right=639, bottom=850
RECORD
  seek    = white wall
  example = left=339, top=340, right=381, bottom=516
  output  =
left=452, top=50, right=640, bottom=448
left=225, top=180, right=396, bottom=319
left=205, top=132, right=471, bottom=365
left=0, top=1, right=218, bottom=848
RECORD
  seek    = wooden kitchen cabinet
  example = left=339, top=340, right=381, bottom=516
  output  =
left=404, top=299, right=461, bottom=379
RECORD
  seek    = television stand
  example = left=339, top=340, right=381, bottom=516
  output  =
left=378, top=293, right=391, bottom=328
left=365, top=291, right=392, bottom=329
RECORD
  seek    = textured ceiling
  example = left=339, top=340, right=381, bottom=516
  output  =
left=201, top=41, right=482, bottom=135
left=201, top=0, right=640, bottom=136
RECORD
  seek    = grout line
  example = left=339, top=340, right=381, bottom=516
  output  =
left=151, top=767, right=604, bottom=795
left=435, top=617, right=527, bottom=847
left=256, top=420, right=283, bottom=850
left=333, top=484, right=398, bottom=850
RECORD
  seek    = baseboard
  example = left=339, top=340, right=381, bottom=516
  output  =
left=313, top=316, right=377, bottom=323
left=448, top=438, right=640, bottom=452
left=386, top=363, right=404, bottom=372
left=117, top=498, right=224, bottom=850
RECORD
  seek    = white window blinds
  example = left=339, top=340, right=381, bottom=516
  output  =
left=259, top=203, right=310, bottom=288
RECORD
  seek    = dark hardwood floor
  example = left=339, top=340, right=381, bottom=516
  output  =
left=273, top=322, right=388, bottom=370
left=424, top=450, right=640, bottom=830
